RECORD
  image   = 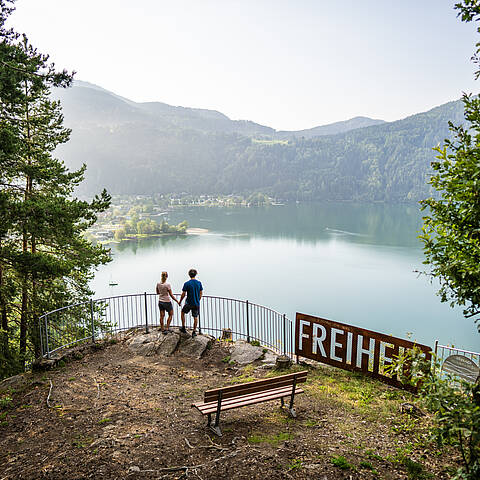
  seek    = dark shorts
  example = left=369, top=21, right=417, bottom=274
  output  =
left=158, top=301, right=173, bottom=313
left=182, top=304, right=199, bottom=317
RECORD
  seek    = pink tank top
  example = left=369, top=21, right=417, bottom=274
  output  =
left=156, top=282, right=171, bottom=303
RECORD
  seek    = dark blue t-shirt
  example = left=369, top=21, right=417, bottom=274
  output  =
left=182, top=279, right=203, bottom=306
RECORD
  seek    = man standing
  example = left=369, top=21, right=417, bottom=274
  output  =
left=178, top=268, right=203, bottom=337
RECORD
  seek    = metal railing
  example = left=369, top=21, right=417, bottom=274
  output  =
left=434, top=341, right=480, bottom=383
left=38, top=293, right=294, bottom=359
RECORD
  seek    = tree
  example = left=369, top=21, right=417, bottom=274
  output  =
left=420, top=1, right=480, bottom=332
left=114, top=228, right=126, bottom=241
left=0, top=0, right=111, bottom=375
left=389, top=348, right=480, bottom=479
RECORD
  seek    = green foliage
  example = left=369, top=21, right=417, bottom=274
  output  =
left=113, top=218, right=187, bottom=238
left=420, top=94, right=480, bottom=329
left=330, top=455, right=353, bottom=470
left=247, top=432, right=292, bottom=445
left=359, top=460, right=375, bottom=470
left=402, top=457, right=431, bottom=480
left=420, top=1, right=480, bottom=331
left=54, top=79, right=465, bottom=202
left=417, top=8, right=480, bottom=477
left=391, top=348, right=480, bottom=480
left=0, top=1, right=112, bottom=376
left=286, top=458, right=302, bottom=471
left=0, top=395, right=12, bottom=410
left=249, top=340, right=260, bottom=346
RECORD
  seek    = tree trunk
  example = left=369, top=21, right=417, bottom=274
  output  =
left=31, top=236, right=40, bottom=358
left=0, top=260, right=9, bottom=362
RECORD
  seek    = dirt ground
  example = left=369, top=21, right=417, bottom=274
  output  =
left=0, top=337, right=459, bottom=479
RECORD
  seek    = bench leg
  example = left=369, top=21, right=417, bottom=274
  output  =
left=207, top=413, right=222, bottom=437
left=289, top=377, right=297, bottom=417
left=288, top=395, right=297, bottom=417
left=280, top=396, right=296, bottom=417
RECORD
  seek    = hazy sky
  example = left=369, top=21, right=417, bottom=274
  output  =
left=7, top=0, right=479, bottom=130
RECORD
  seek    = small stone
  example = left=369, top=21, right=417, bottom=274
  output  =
left=129, top=466, right=141, bottom=472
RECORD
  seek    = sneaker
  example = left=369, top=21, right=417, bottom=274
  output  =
left=192, top=330, right=197, bottom=338
left=179, top=326, right=187, bottom=334
left=162, top=330, right=168, bottom=335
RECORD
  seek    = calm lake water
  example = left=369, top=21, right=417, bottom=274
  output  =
left=91, top=203, right=479, bottom=352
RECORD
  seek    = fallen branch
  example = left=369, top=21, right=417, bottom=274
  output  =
left=185, top=437, right=194, bottom=449
left=93, top=377, right=101, bottom=409
left=156, top=451, right=238, bottom=474
left=46, top=380, right=54, bottom=408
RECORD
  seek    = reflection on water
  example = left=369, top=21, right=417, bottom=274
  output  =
left=92, top=203, right=479, bottom=352
left=165, top=203, right=424, bottom=247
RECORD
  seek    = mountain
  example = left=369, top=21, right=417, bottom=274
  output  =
left=276, top=116, right=386, bottom=139
left=53, top=81, right=465, bottom=202
left=55, top=80, right=274, bottom=136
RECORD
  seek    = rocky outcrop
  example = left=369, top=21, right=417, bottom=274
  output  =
left=127, top=328, right=213, bottom=359
left=230, top=340, right=265, bottom=366
left=127, top=330, right=180, bottom=356
left=177, top=334, right=214, bottom=359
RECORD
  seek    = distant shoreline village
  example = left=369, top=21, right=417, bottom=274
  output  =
left=85, top=193, right=276, bottom=244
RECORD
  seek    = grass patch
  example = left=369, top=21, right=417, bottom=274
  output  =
left=252, top=138, right=289, bottom=145
left=365, top=449, right=384, bottom=461
left=331, top=455, right=354, bottom=470
left=286, top=458, right=302, bottom=471
left=72, top=435, right=92, bottom=449
left=359, top=460, right=374, bottom=470
left=98, top=417, right=111, bottom=424
left=402, top=457, right=432, bottom=480
left=247, top=432, right=292, bottom=445
left=0, top=396, right=12, bottom=410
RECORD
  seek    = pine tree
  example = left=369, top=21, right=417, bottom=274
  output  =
left=0, top=0, right=111, bottom=375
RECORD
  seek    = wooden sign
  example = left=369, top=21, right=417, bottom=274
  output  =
left=295, top=313, right=432, bottom=389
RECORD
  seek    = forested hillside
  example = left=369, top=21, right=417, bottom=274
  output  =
left=55, top=82, right=465, bottom=201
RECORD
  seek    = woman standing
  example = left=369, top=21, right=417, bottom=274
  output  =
left=156, top=271, right=179, bottom=333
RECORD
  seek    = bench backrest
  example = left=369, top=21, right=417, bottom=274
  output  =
left=204, top=370, right=308, bottom=403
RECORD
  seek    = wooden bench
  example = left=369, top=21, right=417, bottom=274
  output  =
left=192, top=370, right=308, bottom=436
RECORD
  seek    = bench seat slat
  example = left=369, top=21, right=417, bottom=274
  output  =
left=193, top=386, right=304, bottom=415
left=197, top=384, right=297, bottom=410
left=203, top=371, right=308, bottom=402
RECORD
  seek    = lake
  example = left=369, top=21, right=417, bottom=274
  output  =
left=90, top=203, right=479, bottom=352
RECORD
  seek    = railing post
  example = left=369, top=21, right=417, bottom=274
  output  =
left=90, top=299, right=95, bottom=343
left=39, top=317, right=44, bottom=358
left=44, top=316, right=50, bottom=359
left=144, top=292, right=149, bottom=333
left=246, top=300, right=250, bottom=343
left=283, top=314, right=286, bottom=355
